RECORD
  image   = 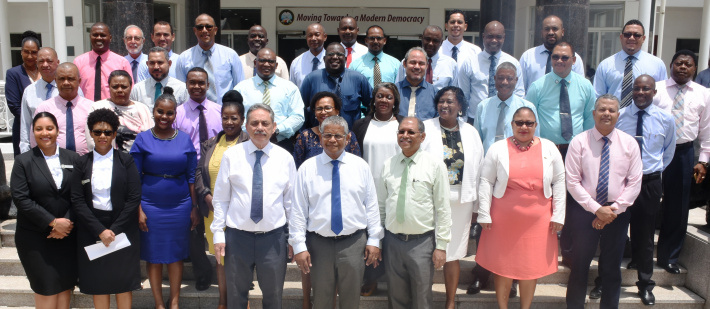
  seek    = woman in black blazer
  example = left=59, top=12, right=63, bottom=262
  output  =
left=71, top=109, right=142, bottom=309
left=11, top=112, right=79, bottom=309
left=5, top=31, right=40, bottom=156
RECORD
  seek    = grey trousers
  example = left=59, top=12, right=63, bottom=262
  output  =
left=384, top=230, right=435, bottom=309
left=307, top=230, right=367, bottom=309
left=225, top=226, right=287, bottom=309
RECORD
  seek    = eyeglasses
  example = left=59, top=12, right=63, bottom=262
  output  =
left=256, top=58, right=276, bottom=64
left=315, top=106, right=335, bottom=112
left=322, top=133, right=345, bottom=140
left=249, top=34, right=266, bottom=39
left=397, top=130, right=420, bottom=135
left=124, top=36, right=143, bottom=41
left=367, top=36, right=385, bottom=41
left=551, top=55, right=571, bottom=62
left=194, top=24, right=215, bottom=31
left=326, top=52, right=345, bottom=57
left=622, top=32, right=643, bottom=39
left=92, top=130, right=114, bottom=136
left=513, top=121, right=536, bottom=127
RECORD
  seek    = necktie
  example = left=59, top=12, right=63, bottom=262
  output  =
left=261, top=80, right=271, bottom=105
left=333, top=76, right=342, bottom=99
left=559, top=79, right=573, bottom=141
left=197, top=104, right=208, bottom=143
left=202, top=50, right=217, bottom=102
left=426, top=58, right=433, bottom=84
left=488, top=54, right=497, bottom=97
left=373, top=56, right=381, bottom=87
left=620, top=56, right=634, bottom=109
left=396, top=157, right=412, bottom=223
left=251, top=150, right=264, bottom=223
left=94, top=55, right=102, bottom=101
left=131, top=60, right=138, bottom=82
left=636, top=110, right=645, bottom=156
left=331, top=160, right=343, bottom=234
left=65, top=101, right=75, bottom=151
left=495, top=101, right=508, bottom=141
left=672, top=84, right=687, bottom=139
left=252, top=65, right=257, bottom=77
left=407, top=86, right=419, bottom=117
left=45, top=83, right=54, bottom=100
left=596, top=137, right=610, bottom=205
left=154, top=82, right=163, bottom=102
left=346, top=47, right=353, bottom=68
left=451, top=46, right=458, bottom=62
left=544, top=50, right=552, bottom=74
left=312, top=57, right=319, bottom=72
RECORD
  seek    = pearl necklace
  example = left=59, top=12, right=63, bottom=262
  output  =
left=373, top=113, right=394, bottom=122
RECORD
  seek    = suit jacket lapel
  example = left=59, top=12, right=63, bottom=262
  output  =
left=31, top=147, right=58, bottom=192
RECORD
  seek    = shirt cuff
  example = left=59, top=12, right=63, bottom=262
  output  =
left=435, top=240, right=448, bottom=251
left=213, top=230, right=225, bottom=245
left=699, top=153, right=710, bottom=164
left=366, top=237, right=380, bottom=248
left=586, top=201, right=602, bottom=215
left=292, top=242, right=308, bottom=255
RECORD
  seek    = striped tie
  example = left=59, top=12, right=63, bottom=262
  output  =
left=672, top=84, right=687, bottom=139
left=373, top=56, right=381, bottom=87
left=262, top=80, right=271, bottom=105
left=620, top=56, right=634, bottom=108
left=488, top=54, right=497, bottom=97
left=596, top=137, right=610, bottom=205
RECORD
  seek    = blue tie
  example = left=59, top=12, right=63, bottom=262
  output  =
left=253, top=65, right=257, bottom=77
left=331, top=160, right=343, bottom=235
left=636, top=110, right=645, bottom=156
left=131, top=60, right=138, bottom=82
left=45, top=83, right=54, bottom=100
left=451, top=46, right=458, bottom=61
left=596, top=137, right=610, bottom=205
left=251, top=150, right=264, bottom=223
left=559, top=79, right=573, bottom=141
left=488, top=54, right=497, bottom=97
left=544, top=50, right=552, bottom=74
left=312, top=57, right=320, bottom=72
left=65, top=101, right=75, bottom=151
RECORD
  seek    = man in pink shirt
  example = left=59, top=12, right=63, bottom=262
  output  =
left=33, top=63, right=93, bottom=155
left=73, top=22, right=133, bottom=101
left=564, top=94, right=643, bottom=309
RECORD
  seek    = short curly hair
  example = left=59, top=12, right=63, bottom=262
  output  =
left=87, top=108, right=120, bottom=132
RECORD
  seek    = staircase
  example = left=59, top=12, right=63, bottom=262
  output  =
left=0, top=214, right=707, bottom=309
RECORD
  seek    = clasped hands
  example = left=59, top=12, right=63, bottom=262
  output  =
left=593, top=206, right=617, bottom=230
left=47, top=218, right=73, bottom=239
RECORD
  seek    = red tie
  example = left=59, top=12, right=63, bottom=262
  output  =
left=426, top=58, right=433, bottom=84
left=346, top=47, right=353, bottom=68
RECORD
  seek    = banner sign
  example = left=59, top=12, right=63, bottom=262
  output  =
left=276, top=7, right=429, bottom=35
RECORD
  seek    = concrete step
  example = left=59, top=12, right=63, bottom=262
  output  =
left=0, top=246, right=687, bottom=287
left=0, top=219, right=15, bottom=247
left=0, top=275, right=703, bottom=309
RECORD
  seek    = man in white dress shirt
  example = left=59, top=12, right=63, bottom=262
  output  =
left=240, top=25, right=289, bottom=80
left=211, top=103, right=297, bottom=309
left=457, top=20, right=525, bottom=121
left=290, top=115, right=383, bottom=309
left=338, top=17, right=368, bottom=68
left=130, top=47, right=188, bottom=109
left=396, top=25, right=458, bottom=92
left=20, top=47, right=63, bottom=153
left=290, top=23, right=327, bottom=87
left=519, top=15, right=585, bottom=91
left=123, top=25, right=148, bottom=83
left=439, top=9, right=481, bottom=63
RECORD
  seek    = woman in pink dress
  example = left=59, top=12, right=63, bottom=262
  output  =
left=475, top=107, right=566, bottom=309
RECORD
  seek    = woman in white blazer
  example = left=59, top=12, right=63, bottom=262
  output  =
left=475, top=106, right=565, bottom=309
left=421, top=86, right=484, bottom=309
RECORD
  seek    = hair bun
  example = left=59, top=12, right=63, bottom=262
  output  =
left=21, top=30, right=39, bottom=40
left=222, top=90, right=244, bottom=104
left=163, top=86, right=174, bottom=95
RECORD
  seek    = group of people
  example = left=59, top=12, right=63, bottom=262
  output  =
left=4, top=7, right=710, bottom=309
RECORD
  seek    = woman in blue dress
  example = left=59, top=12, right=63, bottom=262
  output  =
left=130, top=87, right=199, bottom=309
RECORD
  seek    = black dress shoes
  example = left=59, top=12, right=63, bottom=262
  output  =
left=509, top=282, right=517, bottom=298
left=639, top=290, right=656, bottom=305
left=466, top=276, right=487, bottom=294
left=627, top=260, right=637, bottom=269
left=195, top=280, right=211, bottom=291
left=657, top=262, right=681, bottom=274
left=589, top=285, right=602, bottom=299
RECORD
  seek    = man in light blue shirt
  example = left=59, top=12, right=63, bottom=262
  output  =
left=695, top=58, right=710, bottom=87
left=526, top=42, right=595, bottom=147
left=175, top=14, right=244, bottom=105
left=234, top=48, right=304, bottom=152
left=123, top=25, right=148, bottom=83
left=476, top=62, right=538, bottom=153
left=456, top=21, right=525, bottom=120
left=396, top=26, right=457, bottom=92
left=350, top=25, right=400, bottom=88
left=396, top=47, right=438, bottom=120
left=519, top=15, right=585, bottom=91
left=593, top=19, right=666, bottom=104
left=137, top=21, right=180, bottom=81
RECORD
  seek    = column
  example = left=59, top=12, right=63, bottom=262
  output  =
left=535, top=0, right=590, bottom=64
left=52, top=0, right=68, bottom=62
left=479, top=0, right=516, bottom=54
left=102, top=0, right=154, bottom=55
left=0, top=0, right=11, bottom=78
left=699, top=0, right=710, bottom=71
left=638, top=0, right=653, bottom=52
left=185, top=0, right=222, bottom=47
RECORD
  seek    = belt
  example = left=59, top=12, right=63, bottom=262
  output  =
left=230, top=225, right=285, bottom=235
left=308, top=229, right=364, bottom=240
left=643, top=171, right=661, bottom=181
left=556, top=144, right=569, bottom=151
left=676, top=141, right=693, bottom=150
left=143, top=171, right=184, bottom=179
left=386, top=229, right=434, bottom=242
left=601, top=202, right=616, bottom=206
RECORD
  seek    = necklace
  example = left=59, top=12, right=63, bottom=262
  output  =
left=510, top=136, right=534, bottom=151
left=440, top=121, right=459, bottom=131
left=151, top=128, right=178, bottom=141
left=373, top=113, right=394, bottom=122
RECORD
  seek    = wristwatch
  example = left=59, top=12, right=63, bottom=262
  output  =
left=699, top=161, right=709, bottom=169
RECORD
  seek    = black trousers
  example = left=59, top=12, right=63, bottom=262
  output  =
left=188, top=216, right=214, bottom=285
left=657, top=143, right=694, bottom=265
left=566, top=199, right=631, bottom=309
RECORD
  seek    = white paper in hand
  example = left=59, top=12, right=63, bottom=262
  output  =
left=84, top=233, right=131, bottom=261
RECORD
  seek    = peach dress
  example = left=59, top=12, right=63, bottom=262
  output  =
left=475, top=139, right=558, bottom=280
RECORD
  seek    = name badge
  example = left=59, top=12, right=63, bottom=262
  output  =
left=61, top=164, right=73, bottom=169
left=81, top=179, right=90, bottom=185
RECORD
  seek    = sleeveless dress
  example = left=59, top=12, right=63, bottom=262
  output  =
left=475, top=139, right=558, bottom=279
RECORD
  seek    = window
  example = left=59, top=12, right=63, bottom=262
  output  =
left=221, top=9, right=261, bottom=56
left=83, top=0, right=101, bottom=53
left=586, top=3, right=624, bottom=76
left=10, top=33, right=43, bottom=67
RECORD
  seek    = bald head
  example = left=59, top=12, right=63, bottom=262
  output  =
left=37, top=47, right=59, bottom=82
left=422, top=25, right=444, bottom=57
left=55, top=63, right=80, bottom=101
left=248, top=25, right=269, bottom=55
left=541, top=15, right=565, bottom=50
left=338, top=17, right=359, bottom=47
left=195, top=14, right=216, bottom=25
left=483, top=21, right=505, bottom=54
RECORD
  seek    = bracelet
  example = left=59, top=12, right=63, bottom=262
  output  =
left=51, top=219, right=57, bottom=230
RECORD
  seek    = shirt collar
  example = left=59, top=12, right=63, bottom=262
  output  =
left=200, top=44, right=216, bottom=54
left=399, top=148, right=422, bottom=164
left=538, top=45, right=551, bottom=54
left=317, top=150, right=347, bottom=165
left=666, top=78, right=697, bottom=91
left=481, top=50, right=501, bottom=59
left=93, top=148, right=114, bottom=160
left=90, top=50, right=111, bottom=61
left=623, top=49, right=644, bottom=60
left=40, top=145, right=60, bottom=159
left=186, top=97, right=210, bottom=111
left=552, top=72, right=572, bottom=83
left=591, top=127, right=617, bottom=142
left=428, top=53, right=439, bottom=62
left=401, top=78, right=430, bottom=89
left=55, top=94, right=80, bottom=105
left=368, top=51, right=384, bottom=59
left=247, top=139, right=273, bottom=155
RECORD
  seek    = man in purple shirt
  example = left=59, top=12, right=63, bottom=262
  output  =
left=33, top=63, right=93, bottom=155
left=174, top=66, right=222, bottom=291
left=564, top=94, right=643, bottom=309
